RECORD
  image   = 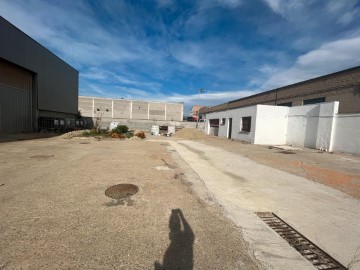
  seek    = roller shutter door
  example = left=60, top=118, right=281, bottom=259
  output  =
left=0, top=59, right=32, bottom=133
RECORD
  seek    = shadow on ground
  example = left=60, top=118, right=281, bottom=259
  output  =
left=0, top=133, right=56, bottom=143
left=155, top=208, right=194, bottom=270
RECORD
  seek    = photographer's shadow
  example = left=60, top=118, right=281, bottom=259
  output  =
left=155, top=209, right=194, bottom=270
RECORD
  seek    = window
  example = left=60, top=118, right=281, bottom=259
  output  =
left=241, top=117, right=251, bottom=132
left=209, top=119, right=220, bottom=127
left=303, top=97, right=325, bottom=105
left=278, top=102, right=292, bottom=107
left=220, top=118, right=226, bottom=125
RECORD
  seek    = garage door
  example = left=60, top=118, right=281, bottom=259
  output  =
left=0, top=59, right=33, bottom=133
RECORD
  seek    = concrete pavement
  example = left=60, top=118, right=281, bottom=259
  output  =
left=169, top=139, right=360, bottom=270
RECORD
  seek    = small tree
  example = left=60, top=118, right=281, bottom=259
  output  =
left=112, top=125, right=129, bottom=134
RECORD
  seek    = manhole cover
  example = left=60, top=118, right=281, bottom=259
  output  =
left=30, top=155, right=54, bottom=158
left=105, top=184, right=139, bottom=199
left=79, top=142, right=90, bottom=144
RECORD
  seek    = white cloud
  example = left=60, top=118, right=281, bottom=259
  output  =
left=262, top=0, right=304, bottom=15
left=262, top=34, right=360, bottom=89
left=216, top=0, right=243, bottom=8
left=156, top=0, right=174, bottom=8
left=166, top=89, right=258, bottom=106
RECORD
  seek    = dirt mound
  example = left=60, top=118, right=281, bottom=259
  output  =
left=173, top=128, right=207, bottom=139
left=60, top=130, right=90, bottom=139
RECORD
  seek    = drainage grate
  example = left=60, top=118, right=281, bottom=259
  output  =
left=105, top=184, right=139, bottom=200
left=256, top=212, right=347, bottom=270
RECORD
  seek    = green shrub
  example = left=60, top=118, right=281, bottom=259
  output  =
left=112, top=125, right=129, bottom=134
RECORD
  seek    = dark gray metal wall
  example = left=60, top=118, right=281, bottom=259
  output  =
left=0, top=84, right=32, bottom=133
left=0, top=59, right=32, bottom=133
left=0, top=16, right=78, bottom=115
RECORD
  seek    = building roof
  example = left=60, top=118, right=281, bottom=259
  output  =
left=200, top=65, right=360, bottom=114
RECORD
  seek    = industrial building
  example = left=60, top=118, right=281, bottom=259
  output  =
left=201, top=66, right=360, bottom=115
left=0, top=16, right=78, bottom=134
left=201, top=67, right=360, bottom=155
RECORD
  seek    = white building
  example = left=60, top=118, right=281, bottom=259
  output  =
left=204, top=101, right=360, bottom=155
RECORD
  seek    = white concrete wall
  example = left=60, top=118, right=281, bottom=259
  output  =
left=287, top=102, right=338, bottom=151
left=332, top=114, right=360, bottom=155
left=254, top=105, right=288, bottom=145
left=205, top=106, right=257, bottom=143
left=204, top=101, right=360, bottom=154
left=316, top=102, right=339, bottom=151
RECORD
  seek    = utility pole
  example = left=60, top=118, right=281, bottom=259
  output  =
left=196, top=88, right=205, bottom=128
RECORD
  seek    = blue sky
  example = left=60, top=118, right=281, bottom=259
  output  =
left=1, top=0, right=360, bottom=114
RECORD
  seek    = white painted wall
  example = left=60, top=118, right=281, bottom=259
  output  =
left=316, top=102, right=338, bottom=151
left=204, top=101, right=359, bottom=154
left=286, top=102, right=338, bottom=151
left=205, top=106, right=257, bottom=143
left=286, top=104, right=319, bottom=148
left=332, top=114, right=360, bottom=155
left=254, top=105, right=288, bottom=145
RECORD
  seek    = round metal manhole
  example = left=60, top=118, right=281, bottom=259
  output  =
left=30, top=154, right=54, bottom=158
left=79, top=142, right=90, bottom=144
left=105, top=184, right=139, bottom=199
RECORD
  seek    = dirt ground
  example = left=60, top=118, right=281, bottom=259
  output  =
left=1, top=128, right=360, bottom=269
left=0, top=135, right=260, bottom=270
left=173, top=128, right=360, bottom=199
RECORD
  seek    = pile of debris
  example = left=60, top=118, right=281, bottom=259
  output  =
left=60, top=130, right=90, bottom=139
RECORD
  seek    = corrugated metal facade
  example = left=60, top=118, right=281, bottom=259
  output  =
left=0, top=59, right=32, bottom=133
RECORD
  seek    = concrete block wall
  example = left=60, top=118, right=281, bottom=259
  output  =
left=94, top=98, right=112, bottom=118
left=132, top=101, right=148, bottom=120
left=149, top=103, right=165, bottom=121
left=113, top=99, right=131, bottom=118
left=166, top=104, right=183, bottom=121
left=79, top=96, right=183, bottom=122
left=90, top=117, right=201, bottom=132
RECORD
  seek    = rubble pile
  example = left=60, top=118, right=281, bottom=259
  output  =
left=60, top=130, right=90, bottom=139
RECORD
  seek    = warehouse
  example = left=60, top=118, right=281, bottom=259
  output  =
left=201, top=66, right=360, bottom=116
left=0, top=16, right=78, bottom=134
left=201, top=66, right=360, bottom=154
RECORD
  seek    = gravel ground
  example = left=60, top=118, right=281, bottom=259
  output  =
left=0, top=136, right=260, bottom=270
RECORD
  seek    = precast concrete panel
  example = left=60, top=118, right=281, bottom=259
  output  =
left=166, top=104, right=182, bottom=121
left=0, top=17, right=78, bottom=115
left=113, top=100, right=131, bottom=118
left=132, top=101, right=148, bottom=119
left=78, top=97, right=94, bottom=117
left=94, top=99, right=112, bottom=118
left=149, top=103, right=165, bottom=120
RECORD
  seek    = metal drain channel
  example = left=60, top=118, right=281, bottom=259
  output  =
left=256, top=212, right=347, bottom=270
